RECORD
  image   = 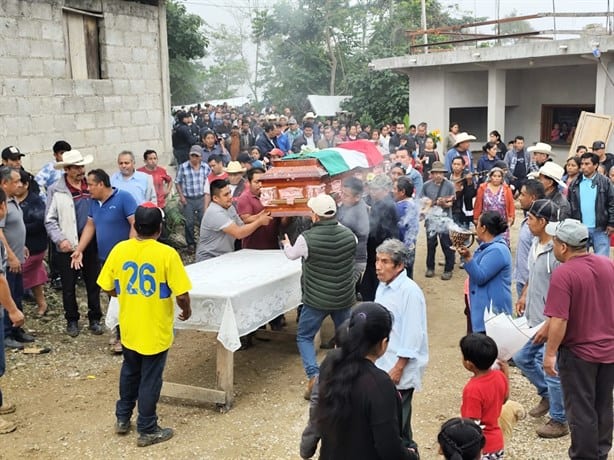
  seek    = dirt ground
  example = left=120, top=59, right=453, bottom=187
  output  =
left=0, top=212, right=607, bottom=459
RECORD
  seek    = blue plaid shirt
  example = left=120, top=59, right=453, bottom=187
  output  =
left=34, top=161, right=63, bottom=202
left=175, top=160, right=210, bottom=197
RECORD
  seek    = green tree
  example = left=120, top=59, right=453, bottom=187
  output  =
left=202, top=25, right=249, bottom=99
left=166, top=0, right=209, bottom=105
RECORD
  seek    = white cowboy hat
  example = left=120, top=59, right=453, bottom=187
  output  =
left=527, top=142, right=553, bottom=156
left=54, top=149, right=93, bottom=169
left=539, top=162, right=567, bottom=188
left=224, top=161, right=246, bottom=174
left=303, top=111, right=317, bottom=119
left=453, top=132, right=476, bottom=146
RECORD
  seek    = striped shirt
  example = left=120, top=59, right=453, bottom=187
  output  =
left=175, top=160, right=211, bottom=198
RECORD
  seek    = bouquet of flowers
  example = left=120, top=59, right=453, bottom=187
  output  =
left=428, top=129, right=442, bottom=144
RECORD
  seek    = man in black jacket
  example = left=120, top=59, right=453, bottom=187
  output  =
left=567, top=152, right=614, bottom=256
left=172, top=112, right=199, bottom=165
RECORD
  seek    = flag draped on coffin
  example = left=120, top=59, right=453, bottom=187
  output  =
left=284, top=140, right=383, bottom=176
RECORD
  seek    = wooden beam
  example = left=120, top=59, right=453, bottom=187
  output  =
left=161, top=382, right=227, bottom=405
left=216, top=341, right=234, bottom=410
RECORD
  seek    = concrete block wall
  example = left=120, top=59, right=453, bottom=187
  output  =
left=0, top=0, right=171, bottom=174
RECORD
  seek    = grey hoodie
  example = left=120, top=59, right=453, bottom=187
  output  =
left=525, top=237, right=559, bottom=327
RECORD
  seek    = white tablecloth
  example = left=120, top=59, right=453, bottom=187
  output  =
left=174, top=249, right=302, bottom=352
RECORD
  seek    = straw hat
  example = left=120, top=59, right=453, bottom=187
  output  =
left=224, top=161, right=246, bottom=174
left=453, top=132, right=476, bottom=146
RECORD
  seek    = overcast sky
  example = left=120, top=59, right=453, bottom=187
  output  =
left=179, top=0, right=613, bottom=30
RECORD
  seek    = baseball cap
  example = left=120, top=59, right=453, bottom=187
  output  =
left=134, top=202, right=164, bottom=232
left=288, top=117, right=297, bottom=125
left=189, top=145, right=202, bottom=156
left=307, top=194, right=337, bottom=217
left=527, top=199, right=560, bottom=222
left=592, top=140, right=606, bottom=150
left=1, top=146, right=25, bottom=161
left=545, top=218, right=589, bottom=247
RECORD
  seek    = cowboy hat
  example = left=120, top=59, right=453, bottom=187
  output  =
left=430, top=161, right=447, bottom=173
left=224, top=161, right=246, bottom=174
left=303, top=111, right=317, bottom=119
left=54, top=149, right=93, bottom=169
left=453, top=132, right=476, bottom=146
left=538, top=162, right=567, bottom=188
left=527, top=142, right=552, bottom=156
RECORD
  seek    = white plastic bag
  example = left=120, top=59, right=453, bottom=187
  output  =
left=484, top=308, right=544, bottom=361
left=105, top=296, right=120, bottom=330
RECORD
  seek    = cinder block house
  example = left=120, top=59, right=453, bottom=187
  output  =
left=0, top=0, right=171, bottom=172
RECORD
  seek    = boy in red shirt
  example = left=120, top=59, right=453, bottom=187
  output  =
left=460, top=333, right=509, bottom=459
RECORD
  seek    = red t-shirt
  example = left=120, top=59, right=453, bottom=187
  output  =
left=208, top=171, right=228, bottom=183
left=544, top=254, right=614, bottom=363
left=235, top=188, right=278, bottom=249
left=461, top=370, right=507, bottom=454
left=137, top=166, right=171, bottom=208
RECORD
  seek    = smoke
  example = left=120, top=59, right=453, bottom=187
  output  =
left=423, top=205, right=466, bottom=237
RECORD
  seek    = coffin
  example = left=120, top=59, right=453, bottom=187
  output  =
left=259, top=140, right=384, bottom=216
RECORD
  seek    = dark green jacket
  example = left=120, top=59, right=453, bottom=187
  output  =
left=302, top=219, right=357, bottom=310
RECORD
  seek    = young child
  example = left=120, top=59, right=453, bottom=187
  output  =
left=459, top=334, right=508, bottom=459
left=0, top=188, right=26, bottom=434
left=438, top=417, right=485, bottom=460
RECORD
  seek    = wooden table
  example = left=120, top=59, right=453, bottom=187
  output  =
left=160, top=249, right=302, bottom=411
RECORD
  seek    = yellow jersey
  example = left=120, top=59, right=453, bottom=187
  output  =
left=97, top=238, right=192, bottom=355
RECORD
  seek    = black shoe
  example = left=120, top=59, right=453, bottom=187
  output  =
left=13, top=328, right=35, bottom=343
left=115, top=419, right=131, bottom=435
left=51, top=276, right=62, bottom=290
left=137, top=426, right=174, bottom=447
left=4, top=337, right=24, bottom=350
left=89, top=321, right=103, bottom=335
left=66, top=321, right=79, bottom=338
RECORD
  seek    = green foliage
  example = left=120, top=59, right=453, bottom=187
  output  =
left=166, top=0, right=209, bottom=105
left=203, top=25, right=249, bottom=99
left=255, top=0, right=474, bottom=124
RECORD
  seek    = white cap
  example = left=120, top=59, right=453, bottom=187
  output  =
left=307, top=194, right=336, bottom=217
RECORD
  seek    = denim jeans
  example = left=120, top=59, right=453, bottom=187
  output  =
left=588, top=228, right=610, bottom=257
left=183, top=196, right=204, bottom=247
left=513, top=339, right=566, bottom=423
left=296, top=304, right=350, bottom=378
left=116, top=347, right=168, bottom=434
left=3, top=272, right=23, bottom=338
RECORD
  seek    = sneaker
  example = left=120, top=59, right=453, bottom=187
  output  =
left=13, top=328, right=35, bottom=343
left=4, top=337, right=24, bottom=350
left=88, top=321, right=104, bottom=335
left=536, top=419, right=569, bottom=438
left=137, top=426, right=174, bottom=447
left=0, top=403, right=15, bottom=415
left=0, top=417, right=16, bottom=434
left=304, top=376, right=317, bottom=401
left=115, top=419, right=131, bottom=435
left=425, top=269, right=435, bottom=278
left=66, top=321, right=79, bottom=338
left=529, top=397, right=550, bottom=418
left=441, top=271, right=453, bottom=281
left=51, top=276, right=62, bottom=290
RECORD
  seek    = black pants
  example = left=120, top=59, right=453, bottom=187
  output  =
left=399, top=388, right=417, bottom=450
left=558, top=347, right=614, bottom=460
left=426, top=232, right=455, bottom=272
left=57, top=245, right=101, bottom=323
left=116, top=347, right=168, bottom=434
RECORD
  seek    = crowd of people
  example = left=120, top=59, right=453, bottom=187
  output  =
left=0, top=103, right=612, bottom=459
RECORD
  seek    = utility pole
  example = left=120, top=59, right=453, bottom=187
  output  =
left=421, top=0, right=428, bottom=53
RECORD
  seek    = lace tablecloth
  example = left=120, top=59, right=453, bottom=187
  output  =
left=174, top=249, right=302, bottom=352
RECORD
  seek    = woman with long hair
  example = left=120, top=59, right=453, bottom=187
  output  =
left=473, top=168, right=515, bottom=245
left=563, top=156, right=581, bottom=196
left=301, top=302, right=417, bottom=460
left=488, top=130, right=506, bottom=160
